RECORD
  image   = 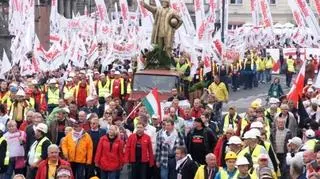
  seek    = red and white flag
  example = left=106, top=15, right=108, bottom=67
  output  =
left=295, top=0, right=320, bottom=36
left=120, top=0, right=129, bottom=27
left=250, top=0, right=260, bottom=26
left=95, top=0, right=109, bottom=22
left=287, top=60, right=306, bottom=105
left=314, top=0, right=320, bottom=17
left=202, top=50, right=212, bottom=74
left=258, top=0, right=273, bottom=28
left=288, top=0, right=306, bottom=27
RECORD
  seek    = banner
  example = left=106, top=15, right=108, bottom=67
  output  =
left=119, top=0, right=129, bottom=27
left=266, top=49, right=280, bottom=74
left=295, top=0, right=320, bottom=36
left=194, top=0, right=205, bottom=40
left=288, top=0, right=306, bottom=27
left=314, top=0, right=320, bottom=17
left=258, top=0, right=273, bottom=28
left=250, top=0, right=260, bottom=26
left=95, top=0, right=109, bottom=22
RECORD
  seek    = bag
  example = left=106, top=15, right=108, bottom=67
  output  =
left=15, top=156, right=26, bottom=169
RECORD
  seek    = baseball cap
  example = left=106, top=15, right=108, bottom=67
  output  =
left=36, top=123, right=48, bottom=133
left=288, top=137, right=302, bottom=146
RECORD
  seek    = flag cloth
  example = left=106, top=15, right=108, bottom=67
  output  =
left=0, top=49, right=12, bottom=75
left=287, top=60, right=306, bottom=105
left=142, top=89, right=161, bottom=119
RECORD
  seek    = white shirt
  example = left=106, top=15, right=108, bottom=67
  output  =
left=4, top=131, right=25, bottom=157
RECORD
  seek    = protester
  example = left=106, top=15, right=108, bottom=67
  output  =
left=35, top=144, right=71, bottom=179
left=174, top=146, right=198, bottom=179
left=214, top=151, right=238, bottom=179
left=48, top=108, right=72, bottom=145
left=4, top=120, right=26, bottom=178
left=234, top=157, right=251, bottom=179
left=125, top=122, right=154, bottom=179
left=95, top=125, right=124, bottom=179
left=194, top=153, right=219, bottom=179
left=61, top=119, right=93, bottom=179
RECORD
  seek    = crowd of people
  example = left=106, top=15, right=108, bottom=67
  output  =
left=0, top=48, right=319, bottom=179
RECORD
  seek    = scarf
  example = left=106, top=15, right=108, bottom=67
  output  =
left=176, top=154, right=192, bottom=170
left=72, top=129, right=84, bottom=141
left=162, top=129, right=178, bottom=150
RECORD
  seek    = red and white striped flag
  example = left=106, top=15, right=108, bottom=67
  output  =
left=287, top=60, right=306, bottom=106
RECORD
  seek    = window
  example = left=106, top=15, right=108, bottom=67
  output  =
left=268, top=0, right=276, bottom=5
left=230, top=0, right=242, bottom=5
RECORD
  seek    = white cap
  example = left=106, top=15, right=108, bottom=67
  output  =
left=269, top=97, right=280, bottom=104
left=259, top=154, right=269, bottom=160
left=36, top=123, right=48, bottom=133
left=305, top=129, right=315, bottom=138
left=311, top=98, right=318, bottom=104
left=16, top=89, right=26, bottom=96
left=307, top=78, right=313, bottom=85
left=227, top=136, right=242, bottom=145
left=66, top=78, right=73, bottom=82
left=80, top=70, right=86, bottom=74
left=151, top=114, right=159, bottom=119
left=128, top=69, right=133, bottom=73
left=250, top=121, right=264, bottom=129
left=0, top=124, right=5, bottom=132
left=114, top=71, right=121, bottom=75
left=48, top=78, right=57, bottom=84
left=236, top=157, right=250, bottom=166
left=250, top=128, right=261, bottom=138
left=288, top=137, right=302, bottom=146
left=69, top=72, right=76, bottom=77
left=86, top=96, right=95, bottom=102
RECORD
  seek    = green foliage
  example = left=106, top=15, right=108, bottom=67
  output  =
left=189, top=81, right=205, bottom=92
left=145, top=46, right=174, bottom=69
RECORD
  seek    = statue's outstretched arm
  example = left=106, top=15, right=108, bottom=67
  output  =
left=141, top=1, right=157, bottom=14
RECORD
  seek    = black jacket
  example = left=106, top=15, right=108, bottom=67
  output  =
left=0, top=138, right=7, bottom=173
left=176, top=156, right=198, bottom=179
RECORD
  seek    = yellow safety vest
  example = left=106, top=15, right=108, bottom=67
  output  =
left=176, top=63, right=191, bottom=81
left=0, top=91, right=10, bottom=104
left=220, top=168, right=238, bottom=179
left=238, top=145, right=266, bottom=168
left=110, top=78, right=125, bottom=95
left=127, top=78, right=132, bottom=94
left=0, top=137, right=9, bottom=166
left=264, top=141, right=271, bottom=152
left=63, top=86, right=75, bottom=99
left=223, top=113, right=239, bottom=133
left=287, top=58, right=295, bottom=72
left=240, top=118, right=249, bottom=136
left=265, top=58, right=274, bottom=69
left=305, top=139, right=317, bottom=150
left=47, top=88, right=59, bottom=105
left=29, top=97, right=35, bottom=109
left=33, top=137, right=51, bottom=164
left=97, top=80, right=109, bottom=97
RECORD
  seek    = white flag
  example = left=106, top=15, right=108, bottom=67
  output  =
left=1, top=49, right=12, bottom=75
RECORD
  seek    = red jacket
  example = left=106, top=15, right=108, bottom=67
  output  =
left=124, top=133, right=154, bottom=166
left=213, top=135, right=227, bottom=167
left=191, top=107, right=204, bottom=118
left=95, top=135, right=124, bottom=171
left=35, top=158, right=73, bottom=179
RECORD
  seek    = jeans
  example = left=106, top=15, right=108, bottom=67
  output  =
left=257, top=71, right=265, bottom=82
left=265, top=69, right=272, bottom=82
left=131, top=162, right=148, bottom=179
left=100, top=170, right=120, bottom=179
left=160, top=166, right=168, bottom=179
left=277, top=153, right=289, bottom=179
left=4, top=158, right=25, bottom=179
left=71, top=162, right=86, bottom=179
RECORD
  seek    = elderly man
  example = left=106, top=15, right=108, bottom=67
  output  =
left=80, top=96, right=99, bottom=116
left=26, top=112, right=44, bottom=154
left=48, top=108, right=72, bottom=145
left=271, top=117, right=291, bottom=179
left=27, top=123, right=52, bottom=179
left=35, top=144, right=71, bottom=179
left=194, top=153, right=219, bottom=179
left=275, top=104, right=298, bottom=137
left=286, top=137, right=304, bottom=166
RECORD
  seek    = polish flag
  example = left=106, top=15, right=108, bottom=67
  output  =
left=287, top=60, right=306, bottom=106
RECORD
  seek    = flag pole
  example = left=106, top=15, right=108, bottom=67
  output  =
left=125, top=101, right=142, bottom=121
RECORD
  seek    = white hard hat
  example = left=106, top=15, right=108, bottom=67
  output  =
left=0, top=123, right=5, bottom=132
left=236, top=157, right=250, bottom=166
left=48, top=78, right=57, bottom=84
left=114, top=71, right=121, bottom=75
left=288, top=137, right=302, bottom=146
left=307, top=78, right=313, bottom=85
left=151, top=114, right=159, bottom=119
left=250, top=121, right=264, bottom=129
left=128, top=69, right=133, bottom=73
left=86, top=95, right=95, bottom=102
left=243, top=130, right=257, bottom=139
left=36, top=123, right=48, bottom=134
left=227, top=136, right=242, bottom=145
left=66, top=78, right=73, bottom=82
left=269, top=97, right=280, bottom=104
left=31, top=79, right=38, bottom=85
left=16, top=89, right=26, bottom=96
left=250, top=128, right=261, bottom=138
left=305, top=129, right=315, bottom=138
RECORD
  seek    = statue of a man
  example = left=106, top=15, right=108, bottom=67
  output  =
left=141, top=0, right=182, bottom=57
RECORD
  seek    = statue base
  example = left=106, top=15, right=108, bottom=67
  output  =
left=144, top=46, right=174, bottom=70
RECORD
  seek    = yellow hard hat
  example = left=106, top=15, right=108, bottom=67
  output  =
left=225, top=151, right=237, bottom=160
left=251, top=98, right=262, bottom=108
